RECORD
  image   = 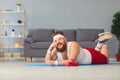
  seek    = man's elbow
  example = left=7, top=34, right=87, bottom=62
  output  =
left=45, top=59, right=50, bottom=64
left=45, top=59, right=48, bottom=64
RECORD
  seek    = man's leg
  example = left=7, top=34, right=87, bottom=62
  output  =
left=95, top=32, right=112, bottom=51
left=100, top=44, right=109, bottom=61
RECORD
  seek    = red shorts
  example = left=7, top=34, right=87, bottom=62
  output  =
left=84, top=48, right=108, bottom=64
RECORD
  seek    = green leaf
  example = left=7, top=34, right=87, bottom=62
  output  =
left=111, top=11, right=120, bottom=41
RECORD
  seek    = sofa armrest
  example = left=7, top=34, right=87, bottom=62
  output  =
left=24, top=37, right=34, bottom=43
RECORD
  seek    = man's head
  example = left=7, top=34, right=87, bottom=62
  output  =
left=52, top=31, right=67, bottom=52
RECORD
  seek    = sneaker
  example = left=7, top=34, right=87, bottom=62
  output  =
left=99, top=32, right=112, bottom=37
left=98, top=32, right=112, bottom=43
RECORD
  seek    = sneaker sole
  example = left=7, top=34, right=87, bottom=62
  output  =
left=99, top=32, right=112, bottom=37
left=98, top=34, right=112, bottom=42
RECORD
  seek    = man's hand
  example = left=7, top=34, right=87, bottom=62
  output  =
left=48, top=42, right=56, bottom=51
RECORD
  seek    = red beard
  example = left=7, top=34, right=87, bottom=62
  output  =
left=56, top=43, right=67, bottom=52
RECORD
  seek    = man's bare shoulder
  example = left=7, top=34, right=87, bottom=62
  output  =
left=70, top=41, right=79, bottom=46
left=69, top=41, right=80, bottom=52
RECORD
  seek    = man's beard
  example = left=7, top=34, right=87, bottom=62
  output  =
left=56, top=43, right=67, bottom=52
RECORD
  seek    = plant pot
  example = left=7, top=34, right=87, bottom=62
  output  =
left=116, top=53, right=120, bottom=61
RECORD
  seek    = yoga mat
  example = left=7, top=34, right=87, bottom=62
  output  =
left=27, top=62, right=120, bottom=67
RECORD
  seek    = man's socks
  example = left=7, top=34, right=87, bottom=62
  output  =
left=95, top=42, right=104, bottom=51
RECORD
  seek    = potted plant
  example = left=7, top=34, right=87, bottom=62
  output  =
left=16, top=2, right=22, bottom=11
left=111, top=11, right=120, bottom=61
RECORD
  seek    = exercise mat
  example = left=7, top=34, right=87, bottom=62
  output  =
left=27, top=62, right=120, bottom=67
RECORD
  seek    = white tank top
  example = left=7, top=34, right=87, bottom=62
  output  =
left=56, top=42, right=92, bottom=64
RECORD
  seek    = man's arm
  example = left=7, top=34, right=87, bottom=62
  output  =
left=45, top=50, right=68, bottom=65
left=45, top=42, right=69, bottom=65
left=45, top=42, right=58, bottom=65
left=45, top=41, right=80, bottom=66
left=45, top=47, right=69, bottom=65
left=57, top=42, right=80, bottom=66
left=68, top=41, right=80, bottom=61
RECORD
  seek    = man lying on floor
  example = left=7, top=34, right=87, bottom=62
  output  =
left=45, top=31, right=112, bottom=66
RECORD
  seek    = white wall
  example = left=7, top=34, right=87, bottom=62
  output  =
left=0, top=0, right=120, bottom=30
left=0, top=0, right=120, bottom=57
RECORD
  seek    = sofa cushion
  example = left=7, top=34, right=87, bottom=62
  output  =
left=55, top=29, right=76, bottom=41
left=31, top=42, right=51, bottom=49
left=76, top=29, right=104, bottom=42
left=27, top=29, right=54, bottom=42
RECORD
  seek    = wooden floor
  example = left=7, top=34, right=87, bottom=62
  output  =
left=0, top=57, right=120, bottom=80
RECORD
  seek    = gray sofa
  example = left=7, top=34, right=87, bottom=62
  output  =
left=24, top=28, right=104, bottom=62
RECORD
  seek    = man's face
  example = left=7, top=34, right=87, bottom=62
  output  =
left=53, top=37, right=67, bottom=52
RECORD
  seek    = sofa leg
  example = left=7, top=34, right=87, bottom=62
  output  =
left=25, top=57, right=32, bottom=62
left=25, top=57, right=28, bottom=62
